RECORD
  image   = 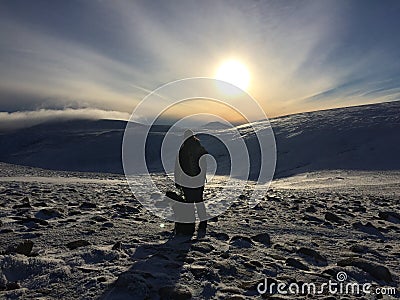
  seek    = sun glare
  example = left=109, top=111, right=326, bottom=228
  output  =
left=216, top=60, right=250, bottom=91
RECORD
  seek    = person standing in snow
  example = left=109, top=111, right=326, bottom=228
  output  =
left=174, top=129, right=208, bottom=234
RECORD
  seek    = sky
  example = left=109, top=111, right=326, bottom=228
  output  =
left=0, top=0, right=399, bottom=127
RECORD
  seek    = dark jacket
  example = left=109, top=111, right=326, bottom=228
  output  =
left=174, top=137, right=207, bottom=187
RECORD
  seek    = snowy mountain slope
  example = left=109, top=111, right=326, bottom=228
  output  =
left=270, top=100, right=400, bottom=177
left=0, top=120, right=127, bottom=173
left=0, top=101, right=399, bottom=177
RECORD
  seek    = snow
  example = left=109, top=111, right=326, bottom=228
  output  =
left=0, top=101, right=398, bottom=177
left=0, top=163, right=399, bottom=299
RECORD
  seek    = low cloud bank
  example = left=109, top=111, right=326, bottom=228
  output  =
left=0, top=108, right=131, bottom=131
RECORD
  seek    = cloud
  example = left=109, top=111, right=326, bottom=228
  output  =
left=0, top=108, right=130, bottom=131
left=0, top=1, right=339, bottom=106
left=0, top=0, right=399, bottom=119
left=0, top=12, right=151, bottom=112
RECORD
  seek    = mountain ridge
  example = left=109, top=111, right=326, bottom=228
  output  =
left=0, top=100, right=399, bottom=177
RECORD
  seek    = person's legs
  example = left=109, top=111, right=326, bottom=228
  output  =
left=174, top=222, right=195, bottom=236
left=174, top=188, right=196, bottom=236
left=193, top=187, right=207, bottom=230
left=183, top=187, right=207, bottom=231
left=175, top=188, right=195, bottom=236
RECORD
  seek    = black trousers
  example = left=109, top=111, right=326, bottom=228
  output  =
left=174, top=186, right=207, bottom=235
left=182, top=186, right=207, bottom=221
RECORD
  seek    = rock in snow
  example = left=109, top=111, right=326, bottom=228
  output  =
left=251, top=233, right=271, bottom=246
left=297, top=247, right=328, bottom=266
left=378, top=211, right=400, bottom=223
left=285, top=257, right=310, bottom=271
left=337, top=258, right=393, bottom=283
left=229, top=236, right=254, bottom=248
left=66, top=240, right=91, bottom=250
left=14, top=240, right=34, bottom=256
left=324, top=212, right=344, bottom=224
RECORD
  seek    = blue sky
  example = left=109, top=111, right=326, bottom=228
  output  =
left=0, top=0, right=399, bottom=124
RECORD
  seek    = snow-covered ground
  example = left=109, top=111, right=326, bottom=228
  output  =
left=272, top=170, right=400, bottom=196
left=0, top=163, right=398, bottom=299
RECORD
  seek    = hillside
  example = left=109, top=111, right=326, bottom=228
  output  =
left=0, top=101, right=399, bottom=177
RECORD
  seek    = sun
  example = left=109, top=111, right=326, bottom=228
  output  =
left=215, top=60, right=250, bottom=91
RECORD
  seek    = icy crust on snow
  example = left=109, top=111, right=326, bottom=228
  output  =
left=0, top=164, right=399, bottom=299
